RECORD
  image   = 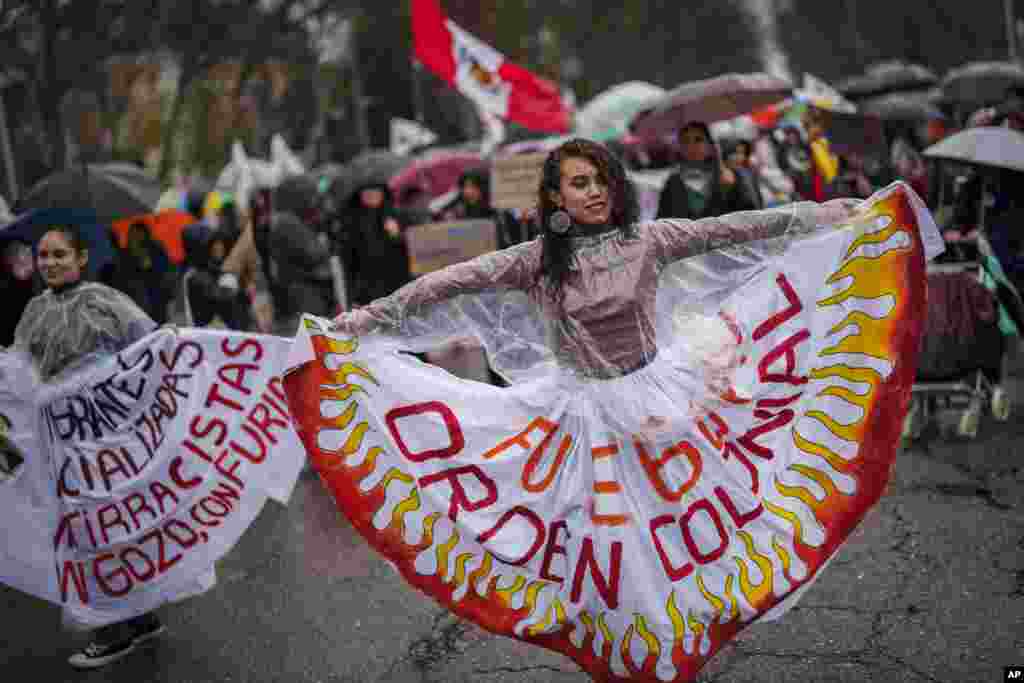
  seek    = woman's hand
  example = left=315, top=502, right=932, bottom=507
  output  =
left=331, top=308, right=373, bottom=336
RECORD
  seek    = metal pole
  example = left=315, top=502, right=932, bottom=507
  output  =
left=1008, top=0, right=1019, bottom=62
left=411, top=59, right=426, bottom=124
left=349, top=18, right=370, bottom=152
left=0, top=88, right=19, bottom=201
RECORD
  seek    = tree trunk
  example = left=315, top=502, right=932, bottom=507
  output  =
left=158, top=62, right=196, bottom=183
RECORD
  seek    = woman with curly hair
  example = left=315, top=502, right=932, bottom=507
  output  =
left=333, top=138, right=853, bottom=383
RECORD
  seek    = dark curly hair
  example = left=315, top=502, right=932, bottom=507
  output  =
left=536, top=138, right=639, bottom=304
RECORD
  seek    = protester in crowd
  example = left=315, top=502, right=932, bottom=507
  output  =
left=0, top=240, right=38, bottom=348
left=656, top=121, right=760, bottom=220
left=110, top=221, right=176, bottom=324
left=10, top=225, right=167, bottom=668
left=890, top=136, right=930, bottom=201
left=749, top=130, right=796, bottom=206
left=263, top=210, right=335, bottom=335
left=774, top=123, right=815, bottom=200
left=178, top=222, right=253, bottom=330
left=828, top=152, right=876, bottom=200
left=343, top=182, right=412, bottom=307
left=440, top=168, right=528, bottom=248
left=721, top=138, right=764, bottom=209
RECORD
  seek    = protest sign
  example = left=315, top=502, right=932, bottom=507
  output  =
left=0, top=329, right=305, bottom=626
left=406, top=219, right=498, bottom=275
left=490, top=153, right=546, bottom=211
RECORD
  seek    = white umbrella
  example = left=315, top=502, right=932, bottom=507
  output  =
left=923, top=126, right=1024, bottom=173
left=574, top=81, right=666, bottom=142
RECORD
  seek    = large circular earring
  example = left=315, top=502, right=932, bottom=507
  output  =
left=548, top=209, right=572, bottom=234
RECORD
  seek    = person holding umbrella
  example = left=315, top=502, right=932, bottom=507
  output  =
left=656, top=121, right=760, bottom=220
left=10, top=224, right=171, bottom=668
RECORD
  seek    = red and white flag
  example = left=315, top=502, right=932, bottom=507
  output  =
left=412, top=0, right=571, bottom=133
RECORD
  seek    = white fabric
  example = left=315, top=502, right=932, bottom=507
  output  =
left=0, top=329, right=305, bottom=627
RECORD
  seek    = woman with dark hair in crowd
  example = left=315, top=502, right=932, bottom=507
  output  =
left=111, top=221, right=176, bottom=324
left=11, top=225, right=169, bottom=668
left=656, top=121, right=760, bottom=220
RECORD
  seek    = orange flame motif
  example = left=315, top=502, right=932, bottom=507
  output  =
left=283, top=187, right=928, bottom=682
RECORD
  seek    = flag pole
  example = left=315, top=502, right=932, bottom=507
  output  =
left=412, top=59, right=426, bottom=124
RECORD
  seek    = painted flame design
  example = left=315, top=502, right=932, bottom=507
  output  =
left=282, top=189, right=928, bottom=683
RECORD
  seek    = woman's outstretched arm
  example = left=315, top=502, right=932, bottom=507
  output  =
left=333, top=241, right=538, bottom=335
left=648, top=198, right=860, bottom=266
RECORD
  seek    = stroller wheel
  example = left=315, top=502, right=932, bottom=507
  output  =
left=991, top=386, right=1012, bottom=421
left=957, top=398, right=982, bottom=438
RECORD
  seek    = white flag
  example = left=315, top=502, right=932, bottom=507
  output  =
left=390, top=118, right=438, bottom=156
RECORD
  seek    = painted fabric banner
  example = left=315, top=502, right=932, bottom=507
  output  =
left=284, top=185, right=940, bottom=682
left=0, top=329, right=305, bottom=627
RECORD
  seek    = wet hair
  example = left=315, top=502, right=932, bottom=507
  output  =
left=536, top=139, right=639, bottom=305
left=41, top=225, right=88, bottom=255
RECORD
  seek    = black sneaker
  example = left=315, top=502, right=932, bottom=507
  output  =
left=68, top=637, right=137, bottom=670
left=132, top=619, right=167, bottom=645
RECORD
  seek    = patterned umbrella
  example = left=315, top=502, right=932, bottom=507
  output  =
left=631, top=73, right=793, bottom=142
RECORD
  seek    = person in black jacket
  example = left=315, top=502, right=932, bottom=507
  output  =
left=656, top=121, right=760, bottom=220
left=344, top=182, right=412, bottom=307
left=0, top=240, right=38, bottom=347
left=179, top=222, right=252, bottom=330
left=440, top=168, right=529, bottom=248
left=110, top=222, right=176, bottom=324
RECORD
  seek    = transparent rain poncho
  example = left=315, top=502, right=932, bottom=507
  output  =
left=12, top=282, right=156, bottom=383
left=333, top=198, right=865, bottom=437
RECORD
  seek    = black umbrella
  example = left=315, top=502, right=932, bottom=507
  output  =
left=859, top=89, right=946, bottom=122
left=332, top=150, right=409, bottom=204
left=838, top=61, right=939, bottom=100
left=941, top=60, right=1024, bottom=107
left=16, top=163, right=163, bottom=225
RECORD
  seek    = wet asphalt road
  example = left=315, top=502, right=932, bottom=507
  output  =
left=2, top=348, right=1023, bottom=683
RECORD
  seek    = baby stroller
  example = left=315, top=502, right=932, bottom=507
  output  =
left=903, top=234, right=1023, bottom=440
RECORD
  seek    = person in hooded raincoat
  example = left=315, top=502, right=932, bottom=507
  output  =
left=343, top=182, right=412, bottom=307
left=656, top=121, right=760, bottom=220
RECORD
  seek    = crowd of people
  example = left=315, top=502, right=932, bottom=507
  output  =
left=4, top=85, right=1024, bottom=349
left=2, top=74, right=1019, bottom=674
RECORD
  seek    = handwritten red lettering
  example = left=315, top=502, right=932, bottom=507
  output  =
left=418, top=465, right=497, bottom=522
left=476, top=506, right=546, bottom=566
left=540, top=520, right=568, bottom=584
left=387, top=402, right=465, bottom=463
left=753, top=274, right=802, bottom=341
left=570, top=537, right=623, bottom=610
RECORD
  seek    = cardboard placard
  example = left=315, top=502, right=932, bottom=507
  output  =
left=490, top=153, right=546, bottom=211
left=406, top=219, right=498, bottom=275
